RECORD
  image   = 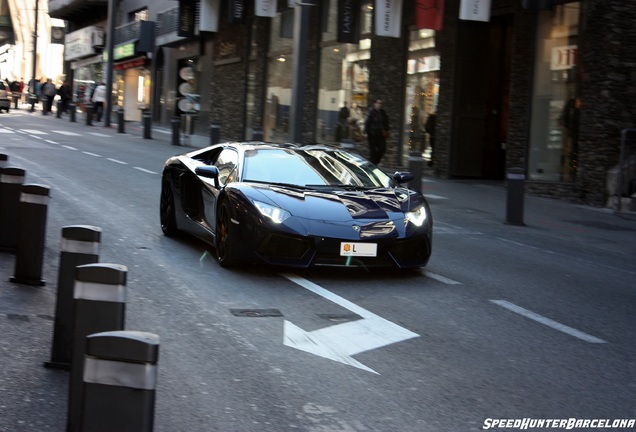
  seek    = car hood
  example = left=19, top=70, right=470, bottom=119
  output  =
left=245, top=183, right=422, bottom=221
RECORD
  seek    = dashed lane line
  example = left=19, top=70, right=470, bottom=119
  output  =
left=424, top=271, right=461, bottom=285
left=52, top=130, right=81, bottom=136
left=491, top=299, right=607, bottom=344
left=62, top=145, right=77, bottom=150
left=82, top=151, right=101, bottom=157
left=107, top=158, right=127, bottom=165
left=134, top=167, right=158, bottom=175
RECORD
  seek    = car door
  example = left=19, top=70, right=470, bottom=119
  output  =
left=202, top=147, right=239, bottom=238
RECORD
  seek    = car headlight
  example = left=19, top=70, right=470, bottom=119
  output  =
left=253, top=200, right=291, bottom=224
left=405, top=205, right=428, bottom=227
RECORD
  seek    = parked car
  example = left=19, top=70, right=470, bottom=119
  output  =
left=0, top=81, right=11, bottom=113
left=160, top=142, right=433, bottom=269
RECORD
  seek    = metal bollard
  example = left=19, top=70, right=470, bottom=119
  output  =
left=85, top=103, right=93, bottom=126
left=81, top=331, right=160, bottom=432
left=67, top=263, right=127, bottom=432
left=0, top=167, right=27, bottom=252
left=143, top=112, right=152, bottom=139
left=57, top=101, right=63, bottom=118
left=117, top=108, right=125, bottom=134
left=252, top=127, right=263, bottom=141
left=69, top=103, right=77, bottom=123
left=46, top=225, right=102, bottom=370
left=10, top=184, right=51, bottom=286
left=41, top=96, right=48, bottom=115
left=171, top=116, right=181, bottom=146
left=210, top=122, right=221, bottom=146
left=505, top=167, right=526, bottom=226
left=0, top=153, right=7, bottom=168
left=408, top=151, right=424, bottom=193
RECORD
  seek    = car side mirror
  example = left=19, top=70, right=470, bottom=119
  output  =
left=195, top=165, right=220, bottom=188
left=393, top=171, right=414, bottom=184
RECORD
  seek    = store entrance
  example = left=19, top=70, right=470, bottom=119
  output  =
left=451, top=15, right=512, bottom=179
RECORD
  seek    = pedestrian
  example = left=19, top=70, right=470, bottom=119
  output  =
left=58, top=80, right=72, bottom=114
left=41, top=78, right=57, bottom=113
left=425, top=112, right=436, bottom=167
left=336, top=102, right=350, bottom=141
left=363, top=98, right=390, bottom=165
left=9, top=79, right=20, bottom=109
left=91, top=82, right=107, bottom=122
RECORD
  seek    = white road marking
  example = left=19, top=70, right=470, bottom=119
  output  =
left=89, top=133, right=110, bottom=137
left=20, top=129, right=47, bottom=135
left=491, top=300, right=607, bottom=344
left=82, top=152, right=101, bottom=157
left=0, top=129, right=14, bottom=133
left=134, top=167, right=158, bottom=174
left=45, top=140, right=59, bottom=144
left=107, top=158, right=127, bottom=165
left=53, top=130, right=80, bottom=136
left=281, top=273, right=419, bottom=374
left=424, top=194, right=448, bottom=200
left=424, top=271, right=461, bottom=285
left=62, top=145, right=78, bottom=150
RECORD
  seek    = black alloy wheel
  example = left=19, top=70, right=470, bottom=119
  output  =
left=160, top=175, right=178, bottom=236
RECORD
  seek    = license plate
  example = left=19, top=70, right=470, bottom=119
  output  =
left=340, top=242, right=377, bottom=257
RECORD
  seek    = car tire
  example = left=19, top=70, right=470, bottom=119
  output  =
left=216, top=200, right=237, bottom=267
left=160, top=175, right=178, bottom=236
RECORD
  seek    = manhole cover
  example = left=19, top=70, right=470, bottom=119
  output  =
left=230, top=308, right=283, bottom=318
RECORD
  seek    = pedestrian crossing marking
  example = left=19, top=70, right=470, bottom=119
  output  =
left=52, top=130, right=81, bottom=136
left=0, top=129, right=14, bottom=133
left=20, top=129, right=47, bottom=135
left=88, top=133, right=110, bottom=137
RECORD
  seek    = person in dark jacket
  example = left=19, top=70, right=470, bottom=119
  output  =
left=58, top=80, right=72, bottom=114
left=363, top=98, right=390, bottom=165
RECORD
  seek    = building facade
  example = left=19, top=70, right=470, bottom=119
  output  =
left=48, top=0, right=636, bottom=207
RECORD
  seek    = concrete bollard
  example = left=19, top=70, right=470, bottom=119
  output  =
left=81, top=331, right=160, bottom=432
left=408, top=151, right=424, bottom=193
left=171, top=116, right=181, bottom=146
left=69, top=103, right=77, bottom=123
left=505, top=167, right=526, bottom=226
left=143, top=112, right=152, bottom=139
left=57, top=101, right=63, bottom=118
left=117, top=109, right=125, bottom=134
left=46, top=225, right=102, bottom=370
left=85, top=103, right=93, bottom=126
left=0, top=167, right=27, bottom=252
left=67, top=263, right=127, bottom=432
left=0, top=153, right=8, bottom=168
left=10, top=184, right=51, bottom=286
left=210, top=122, right=221, bottom=146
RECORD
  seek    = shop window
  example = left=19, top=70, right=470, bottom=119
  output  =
left=528, top=2, right=580, bottom=182
left=315, top=1, right=372, bottom=145
left=403, top=28, right=439, bottom=165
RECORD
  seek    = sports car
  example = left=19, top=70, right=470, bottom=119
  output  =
left=160, top=142, right=432, bottom=269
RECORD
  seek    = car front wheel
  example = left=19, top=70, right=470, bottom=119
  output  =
left=160, top=175, right=178, bottom=236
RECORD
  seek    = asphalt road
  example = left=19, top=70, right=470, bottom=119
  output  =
left=1, top=109, right=635, bottom=432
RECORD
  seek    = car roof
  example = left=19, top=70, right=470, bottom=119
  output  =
left=186, top=141, right=340, bottom=159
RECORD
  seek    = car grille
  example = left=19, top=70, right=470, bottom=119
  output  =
left=388, top=235, right=431, bottom=265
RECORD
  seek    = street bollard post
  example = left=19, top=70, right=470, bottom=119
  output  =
left=85, top=103, right=94, bottom=126
left=408, top=151, right=424, bottom=193
left=117, top=108, right=125, bottom=134
left=41, top=96, right=48, bottom=115
left=46, top=225, right=102, bottom=370
left=171, top=116, right=181, bottom=146
left=0, top=153, right=7, bottom=168
left=505, top=167, right=526, bottom=226
left=0, top=167, right=27, bottom=252
left=210, top=122, right=221, bottom=146
left=56, top=101, right=63, bottom=118
left=10, top=184, right=51, bottom=286
left=143, top=112, right=152, bottom=139
left=81, top=331, right=160, bottom=432
left=69, top=103, right=77, bottom=123
left=67, top=263, right=127, bottom=432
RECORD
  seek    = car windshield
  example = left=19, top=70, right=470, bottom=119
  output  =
left=241, top=148, right=392, bottom=188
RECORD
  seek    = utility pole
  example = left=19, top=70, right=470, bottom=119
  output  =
left=104, top=0, right=116, bottom=127
left=30, top=0, right=39, bottom=95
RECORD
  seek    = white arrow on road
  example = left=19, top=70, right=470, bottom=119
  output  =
left=281, top=273, right=419, bottom=374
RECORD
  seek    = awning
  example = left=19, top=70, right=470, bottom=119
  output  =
left=113, top=57, right=147, bottom=71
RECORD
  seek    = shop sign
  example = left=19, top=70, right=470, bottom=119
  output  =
left=65, top=26, right=104, bottom=61
left=255, top=0, right=277, bottom=17
left=114, top=42, right=136, bottom=61
left=374, top=0, right=403, bottom=38
left=459, top=0, right=491, bottom=22
left=200, top=0, right=222, bottom=32
left=228, top=0, right=246, bottom=24
left=551, top=45, right=577, bottom=71
left=416, top=0, right=445, bottom=30
left=338, top=0, right=361, bottom=44
left=179, top=0, right=196, bottom=37
left=113, top=57, right=147, bottom=70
